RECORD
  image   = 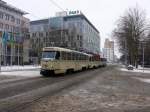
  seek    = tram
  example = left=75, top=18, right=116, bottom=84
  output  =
left=100, top=58, right=107, bottom=67
left=40, top=47, right=101, bottom=76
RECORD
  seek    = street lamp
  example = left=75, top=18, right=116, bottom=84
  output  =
left=140, top=41, right=146, bottom=72
left=142, top=44, right=144, bottom=72
left=0, top=38, right=2, bottom=72
left=0, top=46, right=1, bottom=72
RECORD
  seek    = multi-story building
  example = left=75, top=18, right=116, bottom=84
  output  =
left=30, top=11, right=100, bottom=61
left=103, top=38, right=114, bottom=62
left=0, top=0, right=30, bottom=65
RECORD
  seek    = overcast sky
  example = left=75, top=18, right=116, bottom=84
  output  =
left=5, top=0, right=150, bottom=54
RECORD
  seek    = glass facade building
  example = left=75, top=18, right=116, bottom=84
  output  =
left=30, top=12, right=100, bottom=57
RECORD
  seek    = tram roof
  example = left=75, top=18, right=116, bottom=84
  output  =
left=43, top=47, right=90, bottom=55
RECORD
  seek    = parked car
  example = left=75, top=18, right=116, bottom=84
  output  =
left=127, top=65, right=134, bottom=70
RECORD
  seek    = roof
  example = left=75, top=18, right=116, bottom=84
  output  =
left=30, top=14, right=100, bottom=34
left=30, top=19, right=49, bottom=25
left=43, top=47, right=72, bottom=52
left=64, top=14, right=99, bottom=33
left=0, top=0, right=28, bottom=15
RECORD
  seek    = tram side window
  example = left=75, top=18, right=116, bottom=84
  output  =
left=78, top=54, right=81, bottom=60
left=89, top=57, right=92, bottom=61
left=85, top=55, right=87, bottom=60
left=55, top=51, right=60, bottom=60
left=75, top=53, right=78, bottom=60
left=61, top=52, right=72, bottom=60
left=92, top=56, right=94, bottom=61
left=72, top=53, right=76, bottom=60
left=80, top=54, right=83, bottom=60
left=82, top=54, right=84, bottom=60
left=61, top=52, right=67, bottom=60
left=75, top=53, right=77, bottom=60
left=86, top=55, right=89, bottom=60
left=81, top=54, right=84, bottom=60
left=80, top=54, right=84, bottom=60
left=76, top=53, right=79, bottom=60
left=83, top=55, right=86, bottom=60
left=78, top=53, right=81, bottom=60
left=67, top=52, right=72, bottom=60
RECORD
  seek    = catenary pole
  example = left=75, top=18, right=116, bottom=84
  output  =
left=142, top=45, right=144, bottom=72
left=0, top=39, right=1, bottom=72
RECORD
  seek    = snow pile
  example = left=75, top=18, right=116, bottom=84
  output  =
left=0, top=65, right=41, bottom=72
left=0, top=70, right=41, bottom=77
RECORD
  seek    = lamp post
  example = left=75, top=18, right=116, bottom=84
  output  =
left=0, top=37, right=2, bottom=72
left=124, top=40, right=128, bottom=66
left=0, top=41, right=1, bottom=72
left=142, top=45, right=144, bottom=72
left=141, top=41, right=146, bottom=72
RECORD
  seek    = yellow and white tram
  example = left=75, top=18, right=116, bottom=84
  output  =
left=40, top=47, right=101, bottom=76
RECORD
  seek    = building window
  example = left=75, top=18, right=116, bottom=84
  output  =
left=32, top=33, right=36, bottom=37
left=10, top=25, right=13, bottom=31
left=80, top=41, right=82, bottom=47
left=46, top=32, right=48, bottom=36
left=13, top=26, right=16, bottom=32
left=0, top=23, right=3, bottom=29
left=77, top=35, right=80, bottom=40
left=5, top=14, right=10, bottom=21
left=0, top=12, right=4, bottom=19
left=21, top=20, right=25, bottom=25
left=15, top=27, right=20, bottom=32
left=39, top=32, right=43, bottom=37
left=11, top=16, right=15, bottom=22
left=16, top=19, right=21, bottom=24
left=5, top=24, right=9, bottom=30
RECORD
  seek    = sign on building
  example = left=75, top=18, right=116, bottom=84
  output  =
left=68, top=10, right=81, bottom=15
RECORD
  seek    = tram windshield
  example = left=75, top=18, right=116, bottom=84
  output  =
left=42, top=51, right=60, bottom=60
left=42, top=51, right=56, bottom=59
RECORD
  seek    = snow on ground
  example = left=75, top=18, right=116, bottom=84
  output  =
left=0, top=70, right=41, bottom=77
left=120, top=68, right=150, bottom=74
left=119, top=65, right=150, bottom=84
left=0, top=65, right=41, bottom=77
left=133, top=77, right=150, bottom=84
left=0, top=65, right=41, bottom=72
left=120, top=66, right=150, bottom=74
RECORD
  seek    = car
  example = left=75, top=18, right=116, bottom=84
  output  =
left=127, top=65, right=134, bottom=70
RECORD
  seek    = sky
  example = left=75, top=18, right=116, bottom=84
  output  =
left=4, top=0, right=150, bottom=55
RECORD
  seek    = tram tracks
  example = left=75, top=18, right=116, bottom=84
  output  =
left=0, top=67, right=108, bottom=112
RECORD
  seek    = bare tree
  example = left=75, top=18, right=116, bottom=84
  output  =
left=113, top=7, right=147, bottom=67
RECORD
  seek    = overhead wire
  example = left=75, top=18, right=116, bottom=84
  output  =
left=27, top=0, right=65, bottom=20
left=48, top=0, right=65, bottom=11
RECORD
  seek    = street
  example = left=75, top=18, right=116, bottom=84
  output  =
left=0, top=65, right=150, bottom=112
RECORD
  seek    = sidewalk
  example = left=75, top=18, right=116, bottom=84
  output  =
left=137, top=66, right=150, bottom=71
left=0, top=65, right=41, bottom=72
left=120, top=65, right=150, bottom=74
